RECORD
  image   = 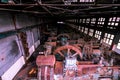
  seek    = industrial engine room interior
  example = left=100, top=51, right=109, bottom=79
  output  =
left=0, top=0, right=120, bottom=80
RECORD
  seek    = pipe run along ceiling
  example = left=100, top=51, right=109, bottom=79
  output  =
left=0, top=0, right=120, bottom=19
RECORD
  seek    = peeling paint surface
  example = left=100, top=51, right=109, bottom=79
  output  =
left=0, top=35, right=22, bottom=76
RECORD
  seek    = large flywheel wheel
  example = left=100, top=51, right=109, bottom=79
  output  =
left=54, top=45, right=82, bottom=59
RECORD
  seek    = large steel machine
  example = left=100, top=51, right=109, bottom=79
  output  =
left=36, top=33, right=115, bottom=80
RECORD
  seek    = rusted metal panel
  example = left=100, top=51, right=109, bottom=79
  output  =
left=36, top=55, right=55, bottom=66
left=15, top=14, right=30, bottom=29
left=26, top=30, right=34, bottom=48
left=0, top=12, right=15, bottom=33
left=0, top=35, right=23, bottom=76
left=38, top=66, right=51, bottom=80
left=26, top=28, right=39, bottom=46
left=54, top=61, right=63, bottom=74
left=16, top=14, right=37, bottom=29
left=1, top=56, right=25, bottom=80
left=45, top=42, right=56, bottom=47
left=32, top=28, right=39, bottom=43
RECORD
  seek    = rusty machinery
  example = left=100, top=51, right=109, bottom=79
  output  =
left=57, top=33, right=70, bottom=40
left=36, top=55, right=55, bottom=80
left=53, top=44, right=102, bottom=80
left=36, top=43, right=82, bottom=80
left=36, top=33, right=115, bottom=80
left=45, top=33, right=70, bottom=47
left=36, top=44, right=55, bottom=80
left=54, top=44, right=82, bottom=79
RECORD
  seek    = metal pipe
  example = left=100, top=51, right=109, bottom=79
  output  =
left=37, top=1, right=54, bottom=16
left=0, top=3, right=120, bottom=7
left=0, top=8, right=47, bottom=14
left=50, top=67, right=54, bottom=80
left=38, top=67, right=41, bottom=80
left=44, top=66, right=48, bottom=80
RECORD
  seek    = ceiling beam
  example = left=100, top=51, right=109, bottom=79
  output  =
left=0, top=4, right=120, bottom=7
left=37, top=2, right=54, bottom=16
left=46, top=5, right=73, bottom=12
left=23, top=5, right=35, bottom=9
left=0, top=8, right=47, bottom=14
left=41, top=0, right=63, bottom=4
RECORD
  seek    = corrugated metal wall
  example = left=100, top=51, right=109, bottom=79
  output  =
left=0, top=11, right=42, bottom=79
